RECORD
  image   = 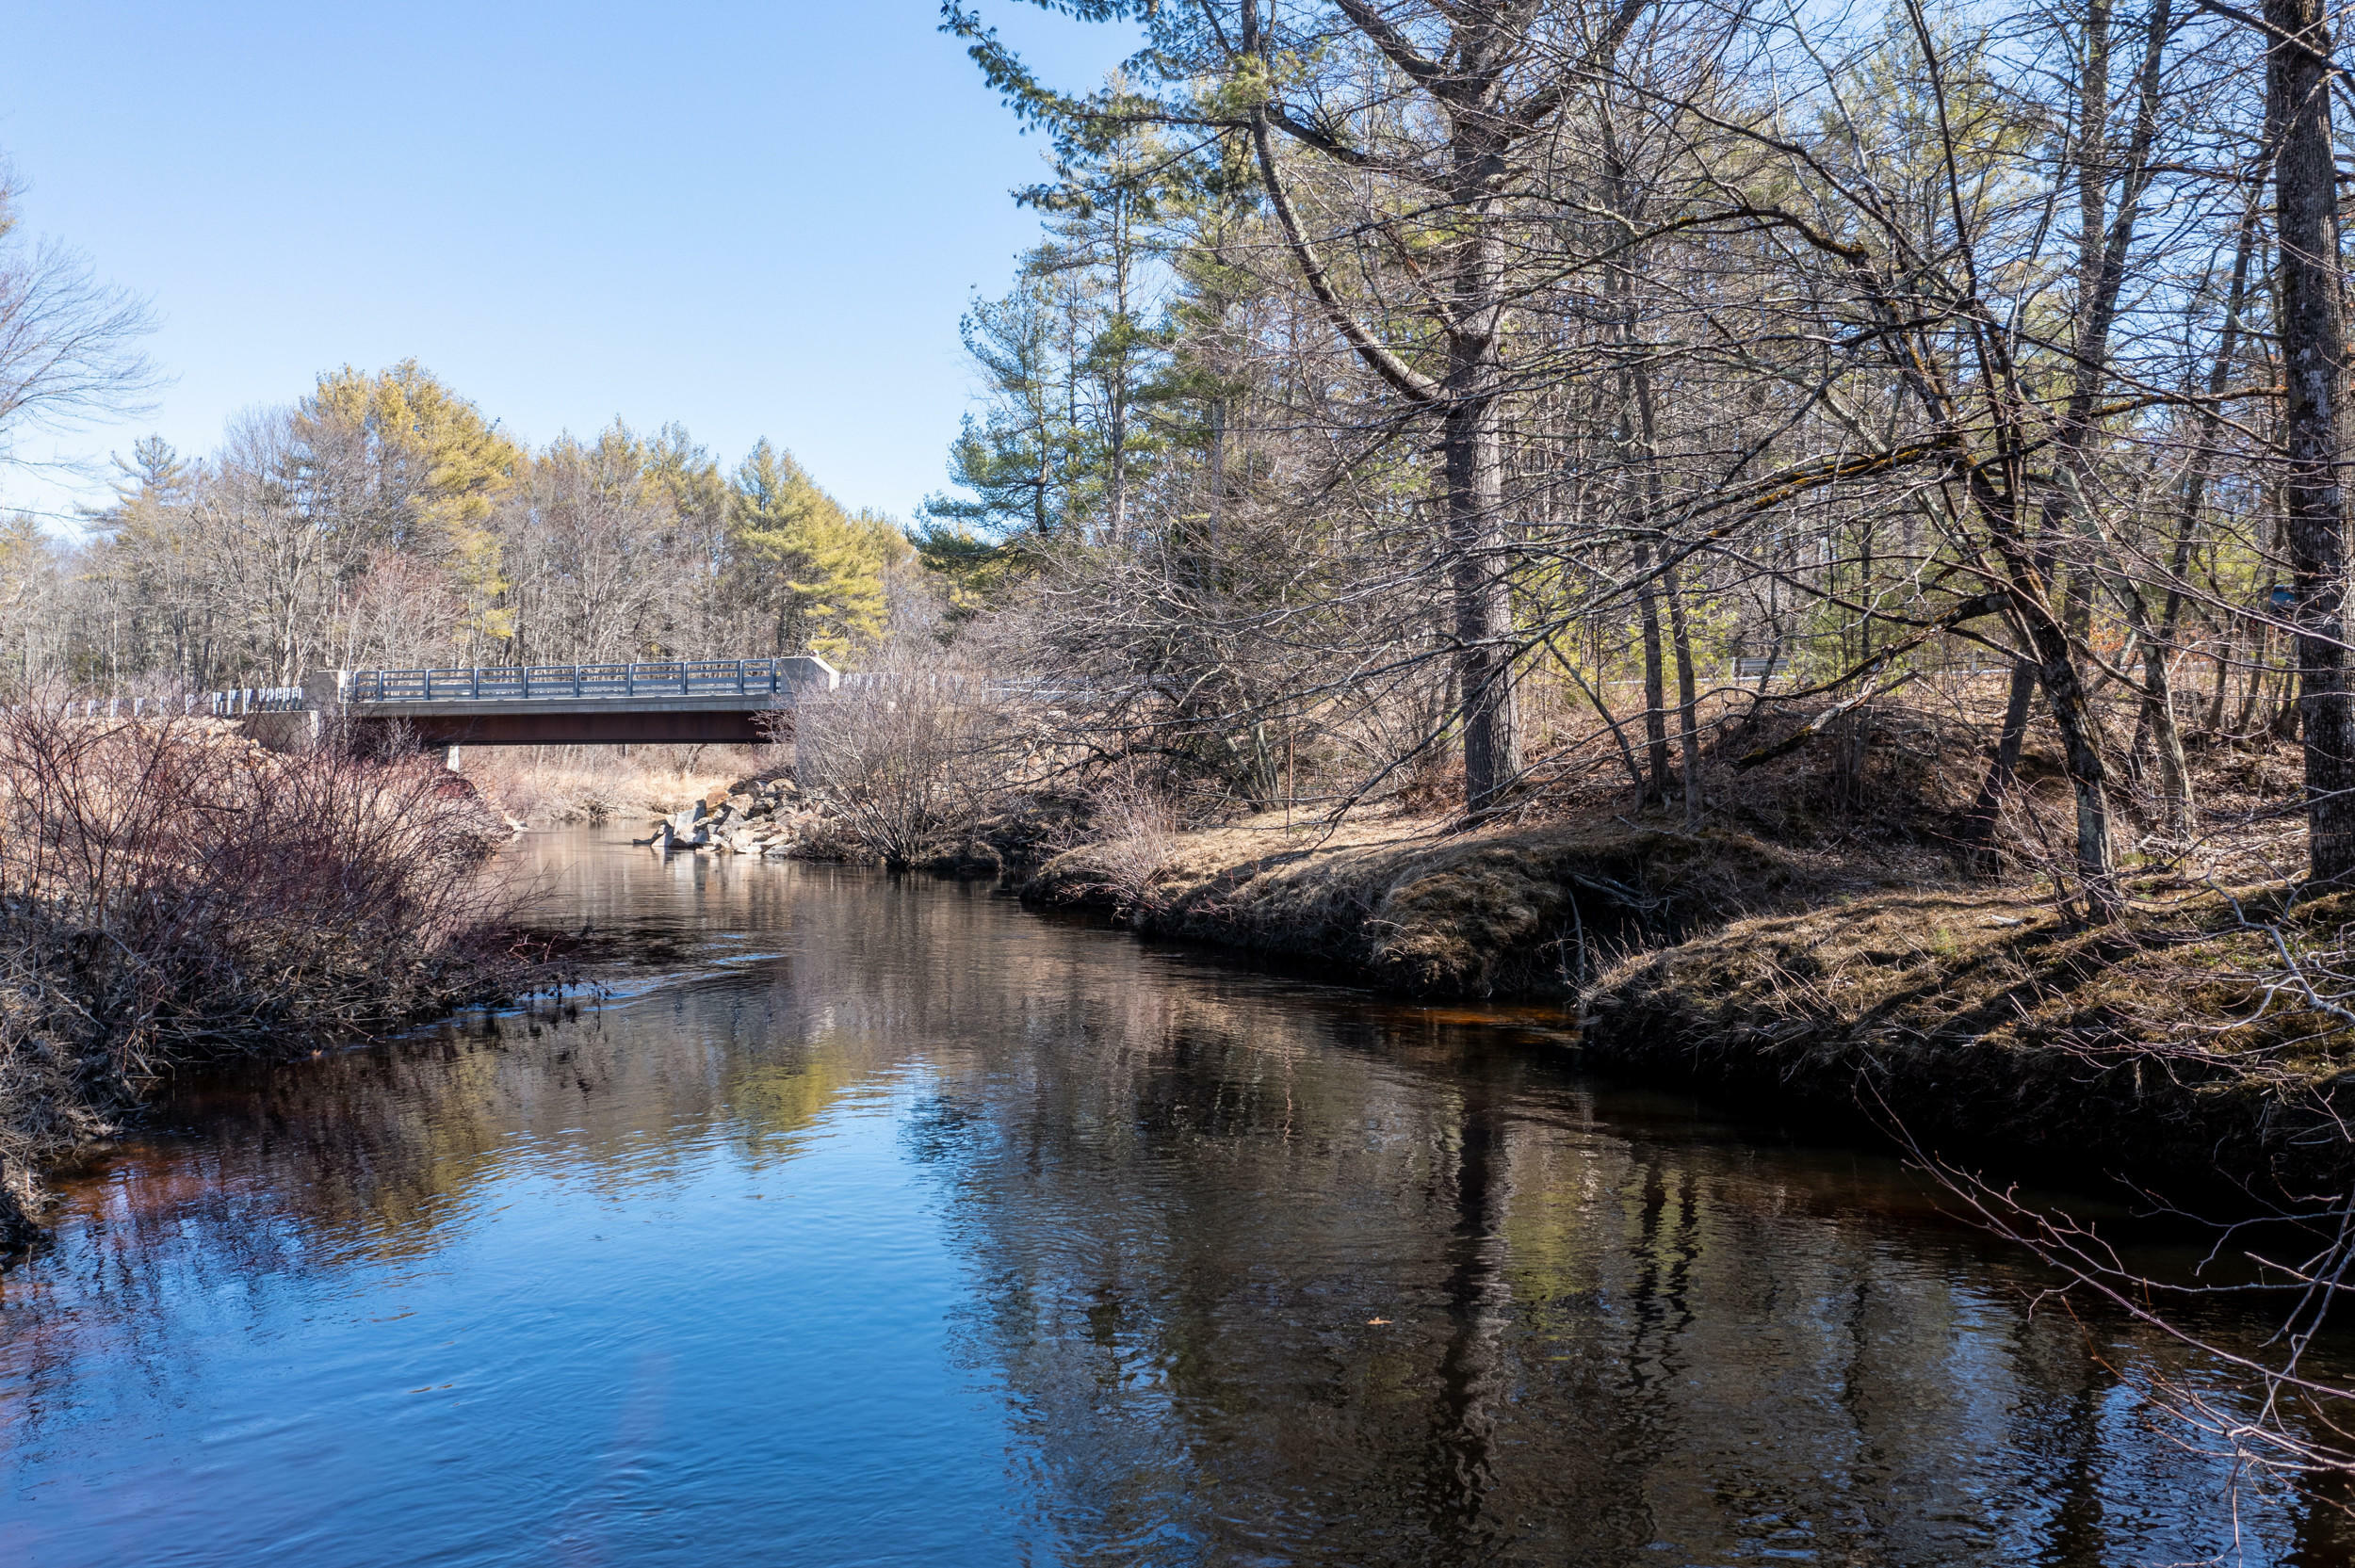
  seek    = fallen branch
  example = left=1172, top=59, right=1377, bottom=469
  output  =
left=1733, top=672, right=1919, bottom=770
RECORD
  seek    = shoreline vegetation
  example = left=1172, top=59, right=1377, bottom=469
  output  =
left=0, top=708, right=540, bottom=1250
left=590, top=695, right=2355, bottom=1209
left=460, top=744, right=767, bottom=833
left=12, top=692, right=2354, bottom=1492
left=1020, top=809, right=2355, bottom=1204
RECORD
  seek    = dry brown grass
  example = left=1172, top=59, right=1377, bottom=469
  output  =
left=460, top=744, right=762, bottom=827
left=1024, top=768, right=2355, bottom=1191
left=1584, top=880, right=2355, bottom=1190
left=1028, top=805, right=1886, bottom=995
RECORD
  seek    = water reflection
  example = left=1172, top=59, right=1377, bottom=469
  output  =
left=0, top=831, right=2342, bottom=1565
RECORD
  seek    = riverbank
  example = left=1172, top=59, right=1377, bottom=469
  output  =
left=1021, top=811, right=2355, bottom=1196
left=10, top=825, right=2316, bottom=1565
left=459, top=743, right=767, bottom=828
left=0, top=714, right=539, bottom=1251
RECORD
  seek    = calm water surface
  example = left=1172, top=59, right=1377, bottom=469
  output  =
left=1, top=829, right=2347, bottom=1566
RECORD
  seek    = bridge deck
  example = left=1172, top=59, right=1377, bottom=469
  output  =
left=350, top=658, right=827, bottom=704
left=210, top=657, right=843, bottom=747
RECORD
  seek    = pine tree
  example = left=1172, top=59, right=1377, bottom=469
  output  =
left=726, top=440, right=905, bottom=662
left=923, top=119, right=1174, bottom=548
left=298, top=362, right=521, bottom=651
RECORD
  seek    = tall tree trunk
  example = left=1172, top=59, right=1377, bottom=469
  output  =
left=1443, top=120, right=1519, bottom=813
left=1242, top=0, right=1520, bottom=816
left=2129, top=509, right=2201, bottom=836
left=1952, top=0, right=2165, bottom=894
left=1635, top=540, right=1670, bottom=801
left=1666, top=570, right=1701, bottom=827
left=2036, top=620, right=2120, bottom=901
left=1630, top=360, right=1696, bottom=819
left=2137, top=632, right=2194, bottom=836
left=1973, top=449, right=2121, bottom=905
left=1106, top=402, right=1128, bottom=544
left=2133, top=112, right=2262, bottom=835
left=1966, top=655, right=2039, bottom=865
left=1106, top=186, right=1132, bottom=544
left=1972, top=529, right=2118, bottom=904
left=1207, top=396, right=1226, bottom=542
left=1444, top=386, right=1517, bottom=812
left=2238, top=616, right=2272, bottom=736
left=2207, top=614, right=2236, bottom=734
left=2265, top=0, right=2355, bottom=882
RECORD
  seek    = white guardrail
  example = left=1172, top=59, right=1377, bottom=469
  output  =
left=35, top=690, right=306, bottom=719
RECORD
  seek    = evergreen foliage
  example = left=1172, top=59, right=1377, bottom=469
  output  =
left=727, top=440, right=909, bottom=660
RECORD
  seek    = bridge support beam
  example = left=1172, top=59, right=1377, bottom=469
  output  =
left=348, top=707, right=788, bottom=747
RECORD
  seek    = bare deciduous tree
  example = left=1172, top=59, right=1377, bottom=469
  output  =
left=0, top=164, right=158, bottom=474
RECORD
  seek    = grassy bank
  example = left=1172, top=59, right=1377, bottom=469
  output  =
left=1022, top=810, right=1880, bottom=992
left=0, top=710, right=536, bottom=1249
left=1023, top=812, right=2355, bottom=1195
left=458, top=743, right=766, bottom=828
left=1583, top=883, right=2355, bottom=1194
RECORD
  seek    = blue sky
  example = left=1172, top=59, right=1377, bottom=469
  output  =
left=0, top=2, right=1130, bottom=529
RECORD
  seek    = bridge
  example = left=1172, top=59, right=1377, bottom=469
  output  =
left=221, top=656, right=841, bottom=748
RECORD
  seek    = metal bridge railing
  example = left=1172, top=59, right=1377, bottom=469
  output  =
left=50, top=692, right=303, bottom=719
left=204, top=687, right=307, bottom=715
left=349, top=659, right=812, bottom=704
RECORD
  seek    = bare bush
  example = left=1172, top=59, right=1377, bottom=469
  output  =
left=1082, top=767, right=1179, bottom=921
left=0, top=703, right=527, bottom=1243
left=791, top=665, right=1014, bottom=868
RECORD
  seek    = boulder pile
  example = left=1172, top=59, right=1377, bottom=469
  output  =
left=638, top=776, right=832, bottom=858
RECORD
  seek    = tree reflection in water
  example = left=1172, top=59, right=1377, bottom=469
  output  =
left=0, top=830, right=2346, bottom=1566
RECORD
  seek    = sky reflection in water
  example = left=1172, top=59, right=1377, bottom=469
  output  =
left=0, top=831, right=2343, bottom=1566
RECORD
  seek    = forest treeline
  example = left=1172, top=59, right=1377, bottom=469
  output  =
left=3, top=361, right=911, bottom=689
left=906, top=0, right=2355, bottom=913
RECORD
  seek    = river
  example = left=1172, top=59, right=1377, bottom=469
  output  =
left=0, top=828, right=2346, bottom=1565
